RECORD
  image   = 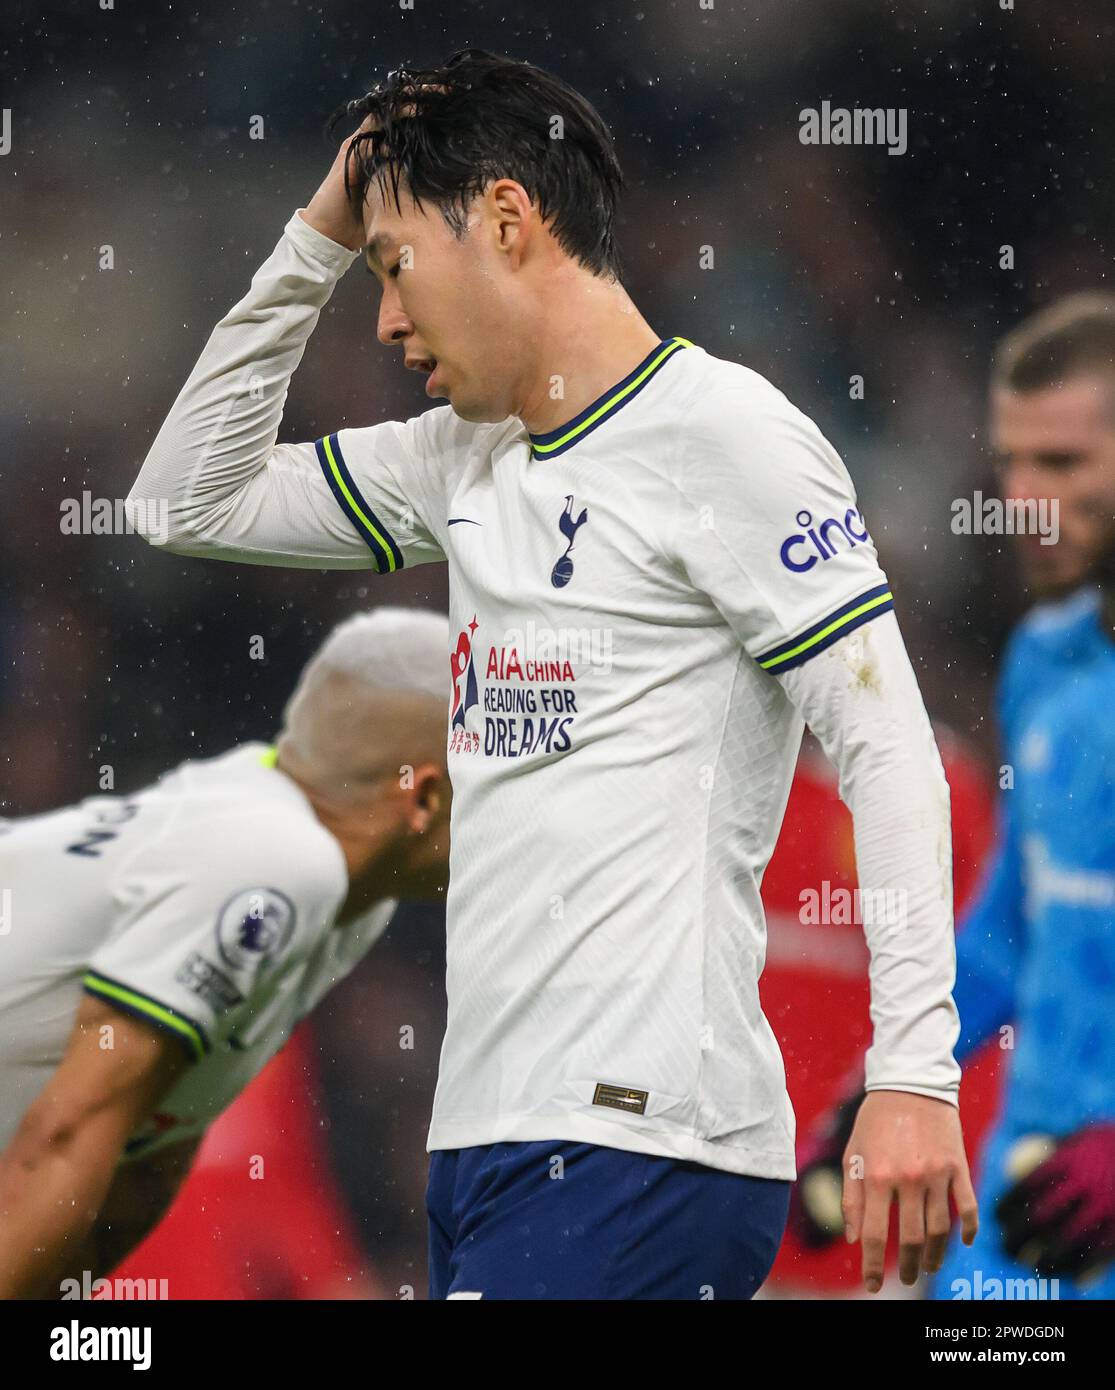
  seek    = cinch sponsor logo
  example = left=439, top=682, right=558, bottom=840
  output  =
left=779, top=508, right=871, bottom=572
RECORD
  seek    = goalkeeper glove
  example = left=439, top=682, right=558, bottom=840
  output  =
left=996, top=1123, right=1115, bottom=1281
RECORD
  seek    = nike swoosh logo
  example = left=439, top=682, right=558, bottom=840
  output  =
left=447, top=517, right=482, bottom=526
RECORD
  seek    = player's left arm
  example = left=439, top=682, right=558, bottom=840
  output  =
left=0, top=995, right=189, bottom=1299
left=775, top=614, right=979, bottom=1291
left=666, top=380, right=978, bottom=1293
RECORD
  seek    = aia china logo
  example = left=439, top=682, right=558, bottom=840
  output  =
left=779, top=508, right=871, bottom=572
left=449, top=615, right=481, bottom=753
left=551, top=496, right=588, bottom=588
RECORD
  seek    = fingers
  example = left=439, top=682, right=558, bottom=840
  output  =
left=858, top=1173, right=952, bottom=1291
left=897, top=1176, right=927, bottom=1285
left=842, top=1095, right=981, bottom=1294
left=849, top=1167, right=965, bottom=1293
left=953, top=1159, right=980, bottom=1247
left=859, top=1175, right=893, bottom=1294
left=923, top=1172, right=952, bottom=1275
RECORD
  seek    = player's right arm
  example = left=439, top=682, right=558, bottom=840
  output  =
left=127, top=124, right=447, bottom=571
left=0, top=995, right=188, bottom=1299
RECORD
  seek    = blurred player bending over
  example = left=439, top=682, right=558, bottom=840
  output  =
left=0, top=607, right=449, bottom=1300
left=130, top=49, right=977, bottom=1298
left=109, top=1024, right=387, bottom=1300
left=795, top=294, right=1115, bottom=1299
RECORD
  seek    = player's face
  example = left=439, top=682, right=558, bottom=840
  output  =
left=991, top=376, right=1115, bottom=597
left=363, top=180, right=522, bottom=425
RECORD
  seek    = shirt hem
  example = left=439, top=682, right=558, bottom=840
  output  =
left=426, top=1112, right=797, bottom=1181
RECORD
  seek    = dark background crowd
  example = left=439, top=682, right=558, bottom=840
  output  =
left=1, top=0, right=1112, bottom=1294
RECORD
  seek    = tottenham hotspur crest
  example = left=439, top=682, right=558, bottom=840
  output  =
left=551, top=495, right=588, bottom=588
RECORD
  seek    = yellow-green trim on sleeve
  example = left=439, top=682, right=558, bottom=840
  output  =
left=315, top=433, right=404, bottom=573
left=756, top=584, right=894, bottom=673
left=83, top=970, right=209, bottom=1061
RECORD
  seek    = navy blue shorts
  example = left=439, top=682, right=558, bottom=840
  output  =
left=427, top=1139, right=790, bottom=1300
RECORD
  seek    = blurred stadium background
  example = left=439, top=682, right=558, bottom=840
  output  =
left=1, top=0, right=1112, bottom=1296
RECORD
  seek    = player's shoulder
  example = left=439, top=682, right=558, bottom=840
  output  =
left=657, top=342, right=847, bottom=488
left=667, top=342, right=801, bottom=422
left=126, top=743, right=347, bottom=907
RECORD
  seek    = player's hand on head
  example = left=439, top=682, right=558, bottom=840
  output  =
left=841, top=1090, right=979, bottom=1295
left=301, top=116, right=378, bottom=253
left=996, top=1123, right=1115, bottom=1281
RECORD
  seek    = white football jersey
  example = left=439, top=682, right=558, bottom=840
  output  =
left=320, top=344, right=896, bottom=1179
left=0, top=744, right=395, bottom=1159
left=131, top=213, right=961, bottom=1180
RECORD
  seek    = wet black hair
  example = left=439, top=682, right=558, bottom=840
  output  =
left=328, top=48, right=625, bottom=279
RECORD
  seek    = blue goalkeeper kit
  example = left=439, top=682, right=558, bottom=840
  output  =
left=935, top=588, right=1115, bottom=1300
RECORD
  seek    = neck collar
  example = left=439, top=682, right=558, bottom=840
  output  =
left=527, top=337, right=692, bottom=459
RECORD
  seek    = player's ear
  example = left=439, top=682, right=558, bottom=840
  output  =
left=488, top=178, right=532, bottom=263
left=407, top=762, right=445, bottom=833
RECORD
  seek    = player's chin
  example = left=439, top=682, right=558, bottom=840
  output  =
left=441, top=381, right=507, bottom=425
left=451, top=397, right=504, bottom=424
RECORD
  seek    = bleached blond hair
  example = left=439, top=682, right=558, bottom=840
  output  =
left=279, top=606, right=450, bottom=799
